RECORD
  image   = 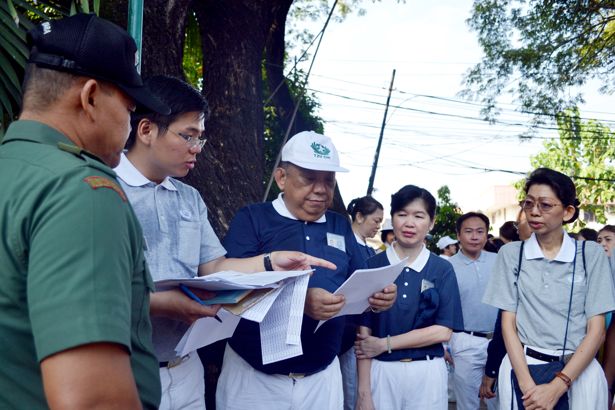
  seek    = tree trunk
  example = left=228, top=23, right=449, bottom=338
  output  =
left=264, top=3, right=348, bottom=216
left=102, top=0, right=188, bottom=78
left=183, top=0, right=291, bottom=235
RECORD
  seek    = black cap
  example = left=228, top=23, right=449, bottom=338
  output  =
left=27, top=13, right=170, bottom=115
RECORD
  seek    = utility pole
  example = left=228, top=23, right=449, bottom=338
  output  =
left=127, top=0, right=144, bottom=73
left=366, top=69, right=396, bottom=196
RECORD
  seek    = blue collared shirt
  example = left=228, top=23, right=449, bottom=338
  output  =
left=361, top=244, right=464, bottom=361
left=223, top=194, right=365, bottom=374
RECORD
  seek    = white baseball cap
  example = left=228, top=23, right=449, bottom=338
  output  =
left=436, top=235, right=457, bottom=250
left=281, top=131, right=348, bottom=172
left=381, top=218, right=393, bottom=231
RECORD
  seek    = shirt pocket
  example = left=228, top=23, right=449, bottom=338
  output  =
left=315, top=245, right=350, bottom=291
left=553, top=273, right=586, bottom=314
left=178, top=220, right=201, bottom=271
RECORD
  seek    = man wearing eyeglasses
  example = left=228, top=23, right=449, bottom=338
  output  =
left=114, top=75, right=335, bottom=410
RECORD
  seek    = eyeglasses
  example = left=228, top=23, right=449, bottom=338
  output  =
left=167, top=128, right=207, bottom=149
left=519, top=198, right=562, bottom=213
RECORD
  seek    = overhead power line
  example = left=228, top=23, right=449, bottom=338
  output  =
left=262, top=0, right=339, bottom=201
left=308, top=88, right=615, bottom=139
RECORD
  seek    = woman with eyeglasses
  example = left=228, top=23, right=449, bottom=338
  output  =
left=483, top=168, right=615, bottom=410
left=354, top=185, right=463, bottom=410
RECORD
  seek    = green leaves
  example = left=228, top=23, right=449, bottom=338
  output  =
left=429, top=185, right=462, bottom=254
left=0, top=1, right=98, bottom=136
left=465, top=0, right=615, bottom=121
left=0, top=0, right=33, bottom=127
left=529, top=108, right=615, bottom=226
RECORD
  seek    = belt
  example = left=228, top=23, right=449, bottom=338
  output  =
left=286, top=369, right=322, bottom=379
left=462, top=330, right=494, bottom=340
left=284, top=364, right=328, bottom=379
left=525, top=347, right=573, bottom=364
left=159, top=354, right=190, bottom=369
left=399, top=355, right=431, bottom=362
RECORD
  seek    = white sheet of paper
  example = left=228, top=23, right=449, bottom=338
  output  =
left=259, top=274, right=310, bottom=364
left=240, top=286, right=285, bottom=323
left=286, top=274, right=310, bottom=346
left=315, top=257, right=407, bottom=331
left=155, top=269, right=312, bottom=292
left=175, top=308, right=241, bottom=356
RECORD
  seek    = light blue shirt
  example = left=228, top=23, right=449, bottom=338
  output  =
left=449, top=249, right=498, bottom=332
left=115, top=153, right=226, bottom=361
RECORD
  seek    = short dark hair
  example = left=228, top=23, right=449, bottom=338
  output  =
left=577, top=227, right=598, bottom=241
left=599, top=225, right=615, bottom=235
left=524, top=167, right=579, bottom=224
left=380, top=230, right=393, bottom=244
left=499, top=221, right=520, bottom=242
left=347, top=196, right=384, bottom=222
left=456, top=212, right=490, bottom=234
left=126, top=75, right=209, bottom=149
left=390, top=185, right=436, bottom=220
left=487, top=237, right=505, bottom=252
left=21, top=64, right=80, bottom=113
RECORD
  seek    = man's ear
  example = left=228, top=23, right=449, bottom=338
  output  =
left=274, top=167, right=287, bottom=191
left=79, top=79, right=100, bottom=122
left=136, top=118, right=156, bottom=146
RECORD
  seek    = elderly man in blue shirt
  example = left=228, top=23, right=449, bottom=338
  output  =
left=448, top=212, right=499, bottom=410
left=215, top=131, right=397, bottom=410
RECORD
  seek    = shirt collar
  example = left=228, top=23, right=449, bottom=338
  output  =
left=524, top=231, right=576, bottom=262
left=3, top=120, right=73, bottom=147
left=386, top=242, right=430, bottom=272
left=272, top=193, right=326, bottom=223
left=456, top=249, right=487, bottom=265
left=354, top=232, right=368, bottom=246
left=3, top=120, right=107, bottom=165
left=114, top=152, right=177, bottom=191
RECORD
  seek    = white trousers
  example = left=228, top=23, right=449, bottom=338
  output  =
left=216, top=345, right=343, bottom=410
left=450, top=332, right=498, bottom=410
left=370, top=356, right=448, bottom=410
left=159, top=353, right=206, bottom=410
left=498, top=346, right=608, bottom=410
left=339, top=347, right=357, bottom=410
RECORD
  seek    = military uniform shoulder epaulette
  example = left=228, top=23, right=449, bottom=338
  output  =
left=57, top=142, right=114, bottom=173
left=57, top=142, right=83, bottom=156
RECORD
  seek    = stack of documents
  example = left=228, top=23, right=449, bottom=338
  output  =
left=156, top=270, right=312, bottom=364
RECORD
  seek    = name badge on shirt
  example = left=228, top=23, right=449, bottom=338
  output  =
left=327, top=233, right=346, bottom=252
left=421, top=279, right=434, bottom=293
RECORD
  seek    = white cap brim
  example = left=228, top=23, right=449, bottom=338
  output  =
left=289, top=160, right=349, bottom=173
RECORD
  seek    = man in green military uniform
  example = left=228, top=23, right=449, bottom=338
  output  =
left=0, top=14, right=169, bottom=409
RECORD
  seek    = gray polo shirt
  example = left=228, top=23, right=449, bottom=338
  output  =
left=115, top=154, right=227, bottom=361
left=483, top=232, right=615, bottom=351
left=449, top=250, right=498, bottom=332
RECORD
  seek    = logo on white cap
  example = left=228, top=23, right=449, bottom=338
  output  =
left=281, top=130, right=348, bottom=172
left=311, top=142, right=331, bottom=158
